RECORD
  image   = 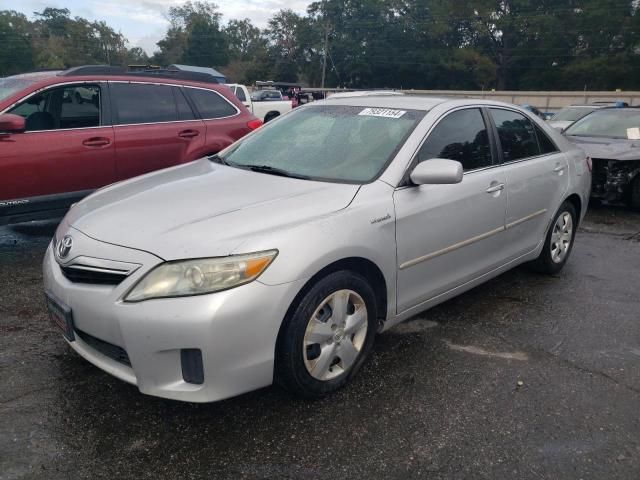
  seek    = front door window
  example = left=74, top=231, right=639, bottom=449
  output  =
left=9, top=85, right=101, bottom=131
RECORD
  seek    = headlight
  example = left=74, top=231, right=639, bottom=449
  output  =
left=124, top=250, right=278, bottom=302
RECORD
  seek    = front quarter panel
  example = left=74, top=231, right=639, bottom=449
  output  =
left=239, top=181, right=398, bottom=321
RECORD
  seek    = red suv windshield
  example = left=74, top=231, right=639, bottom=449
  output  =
left=0, top=78, right=38, bottom=102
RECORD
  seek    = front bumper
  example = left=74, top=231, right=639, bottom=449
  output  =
left=43, top=230, right=306, bottom=402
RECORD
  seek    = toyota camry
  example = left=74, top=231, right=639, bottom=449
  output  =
left=43, top=95, right=591, bottom=402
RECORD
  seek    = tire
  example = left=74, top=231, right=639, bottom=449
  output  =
left=264, top=112, right=279, bottom=123
left=627, top=176, right=640, bottom=212
left=530, top=201, right=577, bottom=274
left=275, top=270, right=378, bottom=398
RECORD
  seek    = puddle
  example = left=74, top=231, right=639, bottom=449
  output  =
left=443, top=340, right=528, bottom=361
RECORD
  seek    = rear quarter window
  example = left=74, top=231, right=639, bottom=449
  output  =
left=185, top=88, right=238, bottom=119
left=534, top=124, right=559, bottom=154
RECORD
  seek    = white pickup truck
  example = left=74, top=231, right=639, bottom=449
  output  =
left=226, top=84, right=293, bottom=122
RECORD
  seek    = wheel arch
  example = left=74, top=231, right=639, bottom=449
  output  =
left=279, top=256, right=388, bottom=332
left=564, top=193, right=582, bottom=225
left=264, top=111, right=280, bottom=122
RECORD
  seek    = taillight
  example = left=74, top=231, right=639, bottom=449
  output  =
left=247, top=118, right=263, bottom=130
left=586, top=156, right=592, bottom=172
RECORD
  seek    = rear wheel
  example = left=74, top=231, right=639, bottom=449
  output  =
left=530, top=201, right=577, bottom=274
left=275, top=271, right=377, bottom=398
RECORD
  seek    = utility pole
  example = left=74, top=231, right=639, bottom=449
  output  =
left=321, top=21, right=329, bottom=89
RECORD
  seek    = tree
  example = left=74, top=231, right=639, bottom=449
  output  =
left=183, top=17, right=228, bottom=66
left=225, top=19, right=263, bottom=61
left=264, top=10, right=308, bottom=82
left=0, top=11, right=34, bottom=76
left=154, top=1, right=228, bottom=67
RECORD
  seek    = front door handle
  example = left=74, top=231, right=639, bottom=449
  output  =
left=178, top=129, right=199, bottom=138
left=486, top=183, right=505, bottom=194
left=82, top=137, right=111, bottom=147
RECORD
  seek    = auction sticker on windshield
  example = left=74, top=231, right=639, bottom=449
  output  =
left=627, top=127, right=640, bottom=140
left=358, top=108, right=406, bottom=119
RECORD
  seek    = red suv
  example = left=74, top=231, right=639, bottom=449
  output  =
left=0, top=66, right=262, bottom=225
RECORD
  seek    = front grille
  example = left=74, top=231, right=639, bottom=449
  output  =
left=75, top=329, right=131, bottom=367
left=60, top=265, right=128, bottom=285
left=591, top=158, right=609, bottom=195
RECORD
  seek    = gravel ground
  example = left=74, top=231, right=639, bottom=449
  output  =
left=1, top=205, right=639, bottom=480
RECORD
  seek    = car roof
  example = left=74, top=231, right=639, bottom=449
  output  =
left=7, top=70, right=62, bottom=81
left=591, top=106, right=640, bottom=112
left=318, top=94, right=532, bottom=112
left=5, top=68, right=227, bottom=91
left=0, top=68, right=244, bottom=114
left=320, top=95, right=450, bottom=110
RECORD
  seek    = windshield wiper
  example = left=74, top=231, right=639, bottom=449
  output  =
left=245, top=165, right=310, bottom=180
left=208, top=154, right=228, bottom=165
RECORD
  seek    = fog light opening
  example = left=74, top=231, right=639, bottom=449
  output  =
left=181, top=349, right=204, bottom=385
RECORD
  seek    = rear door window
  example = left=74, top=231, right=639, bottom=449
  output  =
left=185, top=88, right=238, bottom=119
left=111, top=83, right=177, bottom=125
left=490, top=109, right=541, bottom=162
left=416, top=108, right=493, bottom=171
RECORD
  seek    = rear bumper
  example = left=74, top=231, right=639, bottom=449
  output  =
left=43, top=239, right=306, bottom=403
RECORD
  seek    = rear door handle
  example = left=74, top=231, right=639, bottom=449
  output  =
left=179, top=129, right=199, bottom=138
left=486, top=183, right=505, bottom=193
left=553, top=164, right=565, bottom=173
left=82, top=137, right=111, bottom=147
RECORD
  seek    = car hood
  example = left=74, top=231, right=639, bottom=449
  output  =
left=548, top=120, right=573, bottom=130
left=565, top=136, right=640, bottom=161
left=66, top=159, right=360, bottom=260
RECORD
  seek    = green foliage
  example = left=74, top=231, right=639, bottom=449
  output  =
left=3, top=1, right=640, bottom=90
left=153, top=1, right=228, bottom=67
left=0, top=7, right=148, bottom=75
left=0, top=11, right=34, bottom=75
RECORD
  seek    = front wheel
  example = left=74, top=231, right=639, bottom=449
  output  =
left=530, top=201, right=577, bottom=274
left=275, top=271, right=378, bottom=398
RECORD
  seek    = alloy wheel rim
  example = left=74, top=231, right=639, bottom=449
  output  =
left=303, top=289, right=368, bottom=381
left=550, top=212, right=573, bottom=263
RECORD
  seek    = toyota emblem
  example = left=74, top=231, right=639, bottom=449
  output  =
left=57, top=235, right=73, bottom=259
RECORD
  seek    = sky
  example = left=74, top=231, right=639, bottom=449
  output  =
left=5, top=0, right=311, bottom=55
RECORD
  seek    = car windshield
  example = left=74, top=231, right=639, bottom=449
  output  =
left=552, top=107, right=597, bottom=122
left=0, top=77, right=37, bottom=103
left=219, top=105, right=425, bottom=183
left=565, top=109, right=640, bottom=139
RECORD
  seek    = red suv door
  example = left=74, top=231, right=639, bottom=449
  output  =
left=109, top=82, right=206, bottom=180
left=0, top=83, right=115, bottom=217
left=183, top=86, right=250, bottom=152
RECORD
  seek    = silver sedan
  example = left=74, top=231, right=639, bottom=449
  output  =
left=43, top=95, right=591, bottom=402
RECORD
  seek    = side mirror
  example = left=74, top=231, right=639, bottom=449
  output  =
left=0, top=114, right=26, bottom=134
left=410, top=159, right=463, bottom=185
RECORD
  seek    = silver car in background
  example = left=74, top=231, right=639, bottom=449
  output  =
left=43, top=96, right=591, bottom=402
left=548, top=104, right=604, bottom=131
left=564, top=107, right=640, bottom=210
